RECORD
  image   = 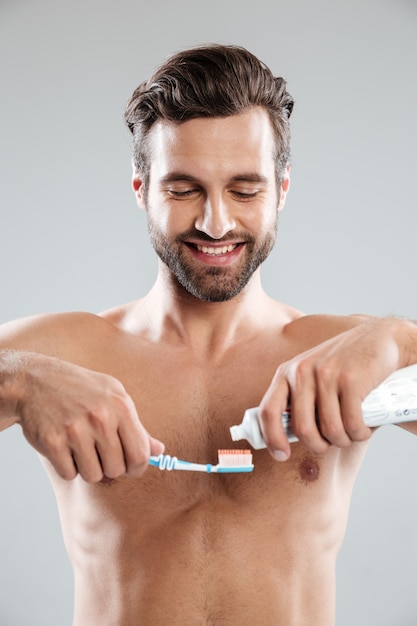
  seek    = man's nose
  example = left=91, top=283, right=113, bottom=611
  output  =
left=194, top=194, right=236, bottom=239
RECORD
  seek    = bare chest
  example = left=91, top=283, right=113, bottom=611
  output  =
left=57, top=325, right=367, bottom=526
left=111, top=341, right=286, bottom=462
left=79, top=346, right=358, bottom=516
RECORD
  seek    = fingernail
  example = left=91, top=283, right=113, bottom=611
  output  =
left=273, top=450, right=289, bottom=462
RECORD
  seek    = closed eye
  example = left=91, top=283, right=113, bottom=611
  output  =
left=166, top=189, right=199, bottom=198
left=230, top=190, right=259, bottom=200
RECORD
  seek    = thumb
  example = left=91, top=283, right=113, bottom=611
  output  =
left=148, top=434, right=165, bottom=457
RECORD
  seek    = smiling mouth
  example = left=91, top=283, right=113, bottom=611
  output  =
left=195, top=243, right=239, bottom=256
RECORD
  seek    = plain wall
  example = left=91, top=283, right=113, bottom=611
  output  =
left=0, top=0, right=416, bottom=624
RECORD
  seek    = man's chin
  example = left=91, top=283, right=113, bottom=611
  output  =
left=178, top=277, right=249, bottom=303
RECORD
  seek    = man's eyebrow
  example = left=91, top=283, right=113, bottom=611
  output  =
left=230, top=174, right=268, bottom=184
left=159, top=172, right=199, bottom=185
left=159, top=172, right=269, bottom=185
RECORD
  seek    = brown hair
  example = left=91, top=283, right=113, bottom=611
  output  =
left=124, top=44, right=294, bottom=189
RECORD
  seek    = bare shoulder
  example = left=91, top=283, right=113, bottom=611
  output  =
left=99, top=301, right=135, bottom=326
left=0, top=311, right=116, bottom=359
left=283, top=312, right=373, bottom=348
left=99, top=298, right=153, bottom=335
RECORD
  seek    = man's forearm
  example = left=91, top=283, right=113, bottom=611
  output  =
left=0, top=349, right=27, bottom=428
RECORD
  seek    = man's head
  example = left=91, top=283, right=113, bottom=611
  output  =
left=125, top=45, right=293, bottom=303
left=124, top=44, right=294, bottom=196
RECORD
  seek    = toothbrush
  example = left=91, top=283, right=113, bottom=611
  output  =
left=149, top=449, right=254, bottom=473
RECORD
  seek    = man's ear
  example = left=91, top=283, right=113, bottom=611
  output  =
left=277, top=166, right=291, bottom=212
left=131, top=164, right=146, bottom=210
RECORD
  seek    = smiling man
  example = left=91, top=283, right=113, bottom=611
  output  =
left=0, top=44, right=417, bottom=625
left=142, top=108, right=285, bottom=302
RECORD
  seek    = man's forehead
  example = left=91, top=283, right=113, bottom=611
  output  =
left=147, top=109, right=276, bottom=176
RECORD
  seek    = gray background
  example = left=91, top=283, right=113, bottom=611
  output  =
left=1, top=0, right=417, bottom=624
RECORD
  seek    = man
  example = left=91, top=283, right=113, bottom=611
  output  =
left=0, top=44, right=416, bottom=625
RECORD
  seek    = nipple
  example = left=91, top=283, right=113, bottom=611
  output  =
left=299, top=456, right=320, bottom=484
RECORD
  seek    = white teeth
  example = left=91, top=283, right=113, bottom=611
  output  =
left=196, top=244, right=237, bottom=255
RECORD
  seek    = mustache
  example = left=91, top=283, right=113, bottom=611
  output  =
left=176, top=229, right=257, bottom=245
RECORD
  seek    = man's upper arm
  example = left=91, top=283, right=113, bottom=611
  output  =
left=0, top=311, right=102, bottom=359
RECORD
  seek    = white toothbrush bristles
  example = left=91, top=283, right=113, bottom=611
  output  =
left=218, top=449, right=253, bottom=467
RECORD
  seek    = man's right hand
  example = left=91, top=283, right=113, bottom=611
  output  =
left=0, top=351, right=164, bottom=483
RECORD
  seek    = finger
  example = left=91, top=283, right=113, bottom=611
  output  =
left=258, top=371, right=292, bottom=461
left=118, top=417, right=152, bottom=478
left=315, top=372, right=353, bottom=448
left=316, top=363, right=371, bottom=443
left=60, top=410, right=109, bottom=483
left=27, top=429, right=79, bottom=481
left=315, top=401, right=352, bottom=448
left=339, top=389, right=372, bottom=442
left=71, top=437, right=105, bottom=483
left=95, top=436, right=127, bottom=479
left=289, top=362, right=329, bottom=454
left=148, top=434, right=165, bottom=457
left=47, top=445, right=78, bottom=481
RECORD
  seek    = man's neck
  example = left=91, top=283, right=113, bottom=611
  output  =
left=138, top=269, right=277, bottom=357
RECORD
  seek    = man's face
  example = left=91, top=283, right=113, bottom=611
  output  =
left=133, top=107, right=290, bottom=302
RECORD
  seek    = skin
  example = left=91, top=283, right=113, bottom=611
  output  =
left=1, top=107, right=417, bottom=625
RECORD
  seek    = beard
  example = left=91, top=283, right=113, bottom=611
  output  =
left=147, top=216, right=278, bottom=302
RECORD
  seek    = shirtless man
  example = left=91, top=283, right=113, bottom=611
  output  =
left=1, top=44, right=416, bottom=625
